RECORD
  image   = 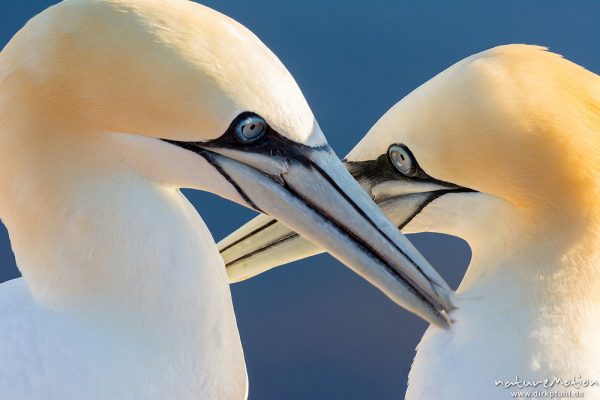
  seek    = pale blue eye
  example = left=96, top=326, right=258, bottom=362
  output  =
left=234, top=115, right=267, bottom=143
left=388, top=144, right=416, bottom=176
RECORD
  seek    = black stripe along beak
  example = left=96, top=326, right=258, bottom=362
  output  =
left=166, top=119, right=455, bottom=327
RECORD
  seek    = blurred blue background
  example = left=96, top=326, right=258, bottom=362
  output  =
left=2, top=1, right=599, bottom=399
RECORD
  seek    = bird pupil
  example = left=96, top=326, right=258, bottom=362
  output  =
left=234, top=115, right=267, bottom=143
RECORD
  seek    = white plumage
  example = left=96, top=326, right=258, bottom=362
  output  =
left=218, top=45, right=600, bottom=399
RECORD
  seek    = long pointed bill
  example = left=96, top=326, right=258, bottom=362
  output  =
left=196, top=139, right=455, bottom=327
left=218, top=153, right=477, bottom=326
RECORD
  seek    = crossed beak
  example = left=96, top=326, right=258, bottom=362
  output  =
left=207, top=141, right=459, bottom=327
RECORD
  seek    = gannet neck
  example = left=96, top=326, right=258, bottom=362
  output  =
left=6, top=152, right=177, bottom=311
left=407, top=253, right=600, bottom=400
left=0, top=108, right=248, bottom=396
left=407, top=199, right=600, bottom=399
left=0, top=103, right=232, bottom=326
left=407, top=223, right=600, bottom=400
left=465, top=234, right=600, bottom=312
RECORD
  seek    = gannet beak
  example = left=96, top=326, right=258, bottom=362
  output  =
left=218, top=153, right=473, bottom=326
left=178, top=131, right=456, bottom=327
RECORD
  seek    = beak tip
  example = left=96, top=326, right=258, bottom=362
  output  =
left=436, top=286, right=457, bottom=313
left=431, top=310, right=453, bottom=330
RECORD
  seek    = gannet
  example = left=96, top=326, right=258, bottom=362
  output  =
left=218, top=45, right=600, bottom=399
left=0, top=0, right=455, bottom=398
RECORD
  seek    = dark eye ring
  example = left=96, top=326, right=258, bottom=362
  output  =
left=234, top=114, right=267, bottom=143
left=388, top=144, right=417, bottom=176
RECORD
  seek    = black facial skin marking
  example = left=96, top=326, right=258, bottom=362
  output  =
left=199, top=150, right=263, bottom=211
left=345, top=145, right=461, bottom=191
left=163, top=112, right=448, bottom=318
left=345, top=145, right=476, bottom=229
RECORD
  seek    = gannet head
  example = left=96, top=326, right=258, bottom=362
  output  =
left=346, top=45, right=600, bottom=249
left=0, top=0, right=454, bottom=325
left=219, top=44, right=600, bottom=297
